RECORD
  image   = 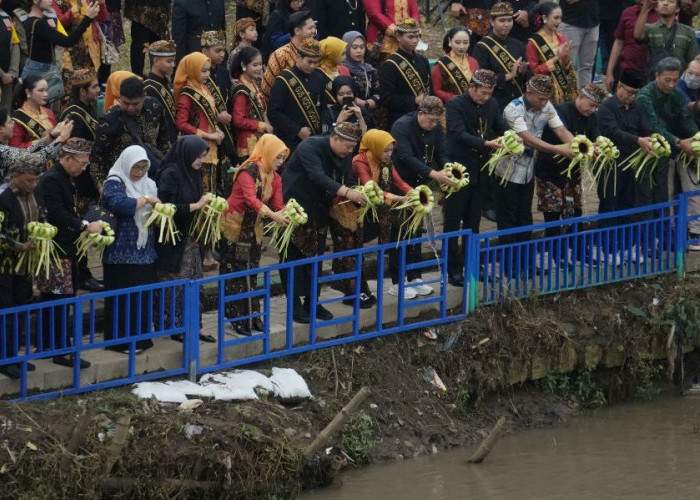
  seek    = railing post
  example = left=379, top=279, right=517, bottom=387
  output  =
left=676, top=193, right=687, bottom=278
left=187, top=280, right=200, bottom=381
left=467, top=231, right=478, bottom=313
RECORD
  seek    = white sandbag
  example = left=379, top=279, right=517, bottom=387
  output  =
left=132, top=382, right=188, bottom=403
left=269, top=367, right=312, bottom=401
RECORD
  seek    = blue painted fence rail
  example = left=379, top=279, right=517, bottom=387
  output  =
left=1, top=191, right=698, bottom=400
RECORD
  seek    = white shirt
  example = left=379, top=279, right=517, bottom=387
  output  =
left=497, top=96, right=563, bottom=184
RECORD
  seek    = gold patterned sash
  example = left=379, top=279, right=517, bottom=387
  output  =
left=385, top=52, right=427, bottom=97
left=181, top=86, right=219, bottom=130
left=144, top=78, right=176, bottom=125
left=232, top=83, right=265, bottom=122
left=12, top=109, right=48, bottom=140
left=477, top=36, right=523, bottom=94
left=436, top=56, right=470, bottom=95
left=205, top=78, right=235, bottom=149
left=277, top=69, right=322, bottom=134
left=60, top=104, right=97, bottom=140
left=528, top=33, right=578, bottom=103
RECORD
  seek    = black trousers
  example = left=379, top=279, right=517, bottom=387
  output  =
left=0, top=273, right=33, bottom=359
left=130, top=21, right=160, bottom=77
left=280, top=227, right=327, bottom=302
left=103, top=263, right=156, bottom=351
left=443, top=184, right=482, bottom=276
left=494, top=179, right=535, bottom=272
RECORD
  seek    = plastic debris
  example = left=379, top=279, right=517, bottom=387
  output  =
left=184, top=423, right=204, bottom=440
left=421, top=366, right=447, bottom=392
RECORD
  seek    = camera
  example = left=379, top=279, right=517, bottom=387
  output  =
left=342, top=96, right=354, bottom=108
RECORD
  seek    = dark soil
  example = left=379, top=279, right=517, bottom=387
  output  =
left=2, top=275, right=700, bottom=498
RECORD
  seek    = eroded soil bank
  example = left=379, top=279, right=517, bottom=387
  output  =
left=2, top=275, right=700, bottom=498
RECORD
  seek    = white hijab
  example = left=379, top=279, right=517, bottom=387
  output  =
left=106, top=145, right=158, bottom=249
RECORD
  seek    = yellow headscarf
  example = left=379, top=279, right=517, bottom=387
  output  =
left=359, top=129, right=395, bottom=162
left=319, top=37, right=347, bottom=74
left=244, top=133, right=289, bottom=173
left=104, top=71, right=139, bottom=111
left=173, top=52, right=211, bottom=100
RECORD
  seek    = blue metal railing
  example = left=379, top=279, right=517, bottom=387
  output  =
left=2, top=191, right=700, bottom=400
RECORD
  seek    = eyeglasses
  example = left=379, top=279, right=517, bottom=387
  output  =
left=131, top=164, right=149, bottom=173
left=72, top=157, right=90, bottom=167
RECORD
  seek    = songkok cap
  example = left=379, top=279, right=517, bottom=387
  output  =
left=200, top=30, right=226, bottom=48
left=395, top=18, right=421, bottom=34
left=10, top=153, right=44, bottom=175
left=527, top=74, right=553, bottom=97
left=417, top=95, right=445, bottom=115
left=490, top=2, right=514, bottom=18
left=60, top=137, right=93, bottom=155
left=146, top=39, right=176, bottom=57
left=66, top=68, right=97, bottom=89
left=333, top=122, right=363, bottom=142
left=579, top=83, right=606, bottom=104
left=472, top=69, right=497, bottom=88
left=234, top=18, right=256, bottom=39
left=619, top=69, right=645, bottom=90
left=297, top=37, right=321, bottom=58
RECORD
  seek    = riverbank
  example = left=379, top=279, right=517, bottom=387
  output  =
left=2, top=274, right=700, bottom=497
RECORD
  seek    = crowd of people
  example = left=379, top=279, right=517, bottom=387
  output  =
left=1, top=0, right=700, bottom=379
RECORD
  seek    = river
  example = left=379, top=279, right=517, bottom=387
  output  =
left=305, top=396, right=700, bottom=499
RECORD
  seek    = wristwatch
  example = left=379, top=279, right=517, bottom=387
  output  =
left=81, top=219, right=89, bottom=231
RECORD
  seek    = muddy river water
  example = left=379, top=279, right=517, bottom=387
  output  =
left=305, top=396, right=700, bottom=499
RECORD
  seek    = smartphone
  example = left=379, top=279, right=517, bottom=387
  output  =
left=342, top=96, right=354, bottom=108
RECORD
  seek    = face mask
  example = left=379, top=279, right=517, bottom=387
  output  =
left=685, top=74, right=700, bottom=90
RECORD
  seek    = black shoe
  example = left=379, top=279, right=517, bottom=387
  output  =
left=448, top=274, right=465, bottom=287
left=171, top=334, right=184, bottom=343
left=251, top=318, right=264, bottom=332
left=483, top=209, right=497, bottom=222
left=315, top=304, right=334, bottom=320
left=293, top=307, right=310, bottom=324
left=0, top=364, right=20, bottom=379
left=232, top=323, right=252, bottom=336
left=199, top=334, right=216, bottom=343
left=342, top=293, right=374, bottom=309
left=80, top=277, right=104, bottom=292
left=52, top=355, right=90, bottom=369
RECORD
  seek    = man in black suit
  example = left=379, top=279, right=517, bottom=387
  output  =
left=38, top=138, right=103, bottom=370
left=0, top=154, right=45, bottom=379
left=172, top=0, right=225, bottom=64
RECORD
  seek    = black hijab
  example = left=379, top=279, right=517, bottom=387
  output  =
left=160, top=136, right=209, bottom=201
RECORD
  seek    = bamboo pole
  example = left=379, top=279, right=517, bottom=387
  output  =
left=467, top=416, right=507, bottom=464
left=303, top=386, right=372, bottom=459
left=105, top=414, right=131, bottom=475
left=60, top=404, right=95, bottom=473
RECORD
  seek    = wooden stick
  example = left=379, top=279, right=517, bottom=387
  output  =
left=105, top=414, right=131, bottom=475
left=102, top=478, right=220, bottom=493
left=60, top=404, right=95, bottom=473
left=303, top=386, right=372, bottom=459
left=467, top=416, right=507, bottom=464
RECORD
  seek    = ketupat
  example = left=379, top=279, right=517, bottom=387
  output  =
left=619, top=133, right=671, bottom=182
left=589, top=136, right=620, bottom=196
left=265, top=198, right=307, bottom=259
left=675, top=131, right=700, bottom=180
left=441, top=162, right=470, bottom=198
left=16, top=221, right=63, bottom=279
left=353, top=180, right=384, bottom=224
left=144, top=202, right=180, bottom=245
left=75, top=220, right=115, bottom=261
left=191, top=193, right=229, bottom=249
left=482, top=130, right=525, bottom=185
left=392, top=184, right=435, bottom=243
left=560, top=135, right=594, bottom=178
